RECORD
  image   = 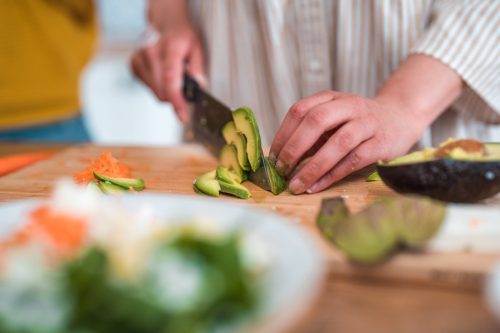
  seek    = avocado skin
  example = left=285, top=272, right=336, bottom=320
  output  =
left=378, top=159, right=500, bottom=203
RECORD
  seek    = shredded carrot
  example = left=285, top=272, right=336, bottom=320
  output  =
left=0, top=205, right=88, bottom=264
left=73, top=151, right=131, bottom=184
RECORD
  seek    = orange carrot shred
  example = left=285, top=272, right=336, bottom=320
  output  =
left=73, top=151, right=131, bottom=184
left=0, top=205, right=88, bottom=262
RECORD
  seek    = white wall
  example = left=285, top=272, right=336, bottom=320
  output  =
left=81, top=0, right=182, bottom=145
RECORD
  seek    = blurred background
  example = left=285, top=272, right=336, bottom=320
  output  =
left=81, top=0, right=182, bottom=145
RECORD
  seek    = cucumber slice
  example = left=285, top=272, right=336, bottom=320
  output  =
left=98, top=181, right=129, bottom=195
left=93, top=171, right=145, bottom=191
left=193, top=170, right=220, bottom=197
left=222, top=121, right=250, bottom=171
left=220, top=144, right=246, bottom=183
left=232, top=107, right=262, bottom=172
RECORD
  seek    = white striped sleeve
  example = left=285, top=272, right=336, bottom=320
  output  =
left=411, top=0, right=500, bottom=122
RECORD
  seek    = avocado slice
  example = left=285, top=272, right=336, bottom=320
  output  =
left=248, top=157, right=286, bottom=195
left=214, top=166, right=251, bottom=199
left=377, top=141, right=500, bottom=202
left=219, top=180, right=251, bottom=199
left=220, top=144, right=246, bottom=183
left=215, top=166, right=241, bottom=184
left=366, top=171, right=381, bottom=182
left=193, top=170, right=220, bottom=197
left=316, top=196, right=446, bottom=263
left=93, top=171, right=145, bottom=191
left=222, top=121, right=250, bottom=171
left=98, top=181, right=129, bottom=195
left=232, top=107, right=262, bottom=171
left=86, top=179, right=102, bottom=192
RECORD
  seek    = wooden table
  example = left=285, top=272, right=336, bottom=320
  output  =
left=0, top=142, right=498, bottom=333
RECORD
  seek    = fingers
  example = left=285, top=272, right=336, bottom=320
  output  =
left=269, top=91, right=340, bottom=162
left=275, top=101, right=352, bottom=177
left=287, top=120, right=375, bottom=194
left=131, top=49, right=163, bottom=100
left=161, top=40, right=190, bottom=123
left=307, top=139, right=380, bottom=193
left=130, top=29, right=206, bottom=123
left=187, top=41, right=207, bottom=88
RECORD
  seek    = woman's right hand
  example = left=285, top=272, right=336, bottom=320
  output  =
left=131, top=3, right=206, bottom=123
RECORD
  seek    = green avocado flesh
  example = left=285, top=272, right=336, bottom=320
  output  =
left=98, top=181, right=129, bottom=195
left=377, top=140, right=500, bottom=203
left=220, top=144, right=246, bottom=183
left=193, top=106, right=286, bottom=198
left=232, top=107, right=262, bottom=172
left=93, top=171, right=145, bottom=191
left=317, top=196, right=446, bottom=264
left=248, top=157, right=286, bottom=195
left=222, top=121, right=250, bottom=171
left=194, top=168, right=251, bottom=199
left=193, top=170, right=220, bottom=197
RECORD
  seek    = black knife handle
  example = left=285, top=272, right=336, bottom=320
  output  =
left=183, top=72, right=199, bottom=102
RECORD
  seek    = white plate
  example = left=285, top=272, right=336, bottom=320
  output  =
left=0, top=194, right=326, bottom=333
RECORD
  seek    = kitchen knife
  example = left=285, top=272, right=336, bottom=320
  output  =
left=183, top=73, right=284, bottom=194
left=183, top=73, right=233, bottom=157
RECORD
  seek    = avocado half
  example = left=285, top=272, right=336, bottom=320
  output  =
left=377, top=141, right=500, bottom=203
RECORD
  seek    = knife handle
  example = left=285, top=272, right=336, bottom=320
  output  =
left=183, top=72, right=199, bottom=102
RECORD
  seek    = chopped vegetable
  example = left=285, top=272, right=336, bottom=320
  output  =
left=0, top=151, right=54, bottom=176
left=73, top=152, right=131, bottom=184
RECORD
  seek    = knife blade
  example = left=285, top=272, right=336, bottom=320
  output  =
left=183, top=73, right=233, bottom=157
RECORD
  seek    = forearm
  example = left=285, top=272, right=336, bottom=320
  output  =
left=148, top=0, right=190, bottom=32
left=374, top=54, right=464, bottom=138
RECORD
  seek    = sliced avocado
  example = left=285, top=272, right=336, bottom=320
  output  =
left=220, top=144, right=246, bottom=183
left=219, top=181, right=251, bottom=199
left=232, top=107, right=261, bottom=171
left=98, top=181, right=129, bottom=195
left=193, top=170, right=220, bottom=197
left=248, top=157, right=286, bottom=195
left=215, top=166, right=241, bottom=184
left=222, top=121, right=250, bottom=171
left=366, top=171, right=381, bottom=182
left=316, top=197, right=349, bottom=240
left=86, top=180, right=102, bottom=193
left=394, top=196, right=446, bottom=247
left=317, top=196, right=446, bottom=263
left=93, top=171, right=145, bottom=191
left=377, top=140, right=500, bottom=202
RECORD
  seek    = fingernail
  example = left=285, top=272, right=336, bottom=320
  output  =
left=308, top=182, right=322, bottom=194
left=289, top=178, right=306, bottom=194
left=269, top=152, right=277, bottom=164
left=275, top=160, right=286, bottom=174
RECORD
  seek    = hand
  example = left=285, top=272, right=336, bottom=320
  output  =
left=269, top=91, right=425, bottom=194
left=131, top=21, right=206, bottom=123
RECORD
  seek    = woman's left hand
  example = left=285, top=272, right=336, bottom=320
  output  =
left=269, top=91, right=423, bottom=194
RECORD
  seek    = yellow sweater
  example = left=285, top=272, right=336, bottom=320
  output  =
left=0, top=0, right=97, bottom=129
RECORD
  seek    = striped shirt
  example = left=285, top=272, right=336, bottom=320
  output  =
left=189, top=0, right=500, bottom=146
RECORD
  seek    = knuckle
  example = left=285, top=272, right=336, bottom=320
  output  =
left=289, top=103, right=308, bottom=120
left=346, top=151, right=362, bottom=170
left=305, top=159, right=324, bottom=176
left=306, top=110, right=325, bottom=127
left=350, top=96, right=367, bottom=113
left=280, top=142, right=300, bottom=162
left=335, top=131, right=355, bottom=151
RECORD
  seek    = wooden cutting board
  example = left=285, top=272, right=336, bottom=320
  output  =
left=0, top=144, right=499, bottom=290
